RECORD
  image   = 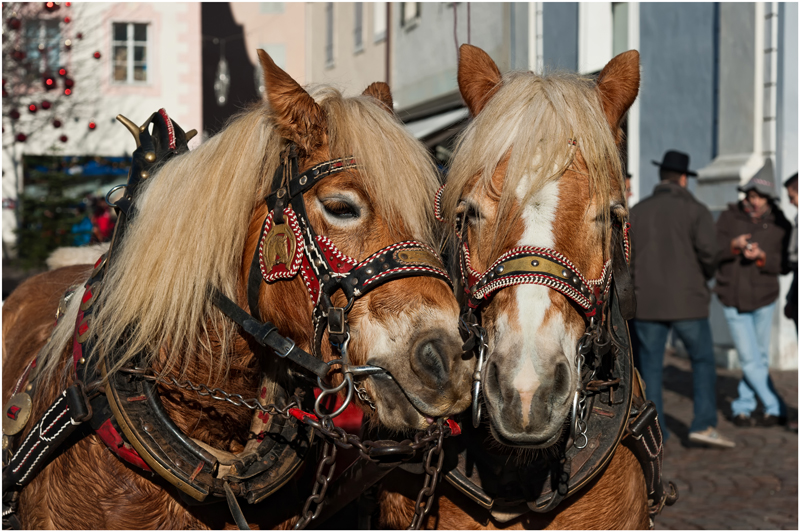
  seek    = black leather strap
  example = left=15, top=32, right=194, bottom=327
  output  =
left=209, top=287, right=330, bottom=379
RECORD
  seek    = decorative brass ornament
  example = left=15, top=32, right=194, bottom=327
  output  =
left=76, top=316, right=92, bottom=344
left=185, top=129, right=198, bottom=142
left=3, top=393, right=32, bottom=436
left=144, top=151, right=156, bottom=163
left=261, top=224, right=297, bottom=273
left=394, top=249, right=444, bottom=270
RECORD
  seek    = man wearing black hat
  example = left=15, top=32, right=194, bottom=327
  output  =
left=629, top=150, right=735, bottom=449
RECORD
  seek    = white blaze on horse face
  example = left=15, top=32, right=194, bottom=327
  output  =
left=497, top=177, right=565, bottom=425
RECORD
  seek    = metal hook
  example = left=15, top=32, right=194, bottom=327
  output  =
left=105, top=184, right=127, bottom=208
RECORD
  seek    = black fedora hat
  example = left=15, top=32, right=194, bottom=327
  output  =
left=652, top=150, right=697, bottom=177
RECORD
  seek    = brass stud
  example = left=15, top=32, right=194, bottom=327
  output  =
left=531, top=260, right=539, bottom=267
left=2, top=435, right=9, bottom=449
left=144, top=151, right=156, bottom=163
left=365, top=268, right=374, bottom=275
left=572, top=277, right=580, bottom=285
left=350, top=278, right=359, bottom=286
left=140, top=170, right=150, bottom=179
left=299, top=176, right=308, bottom=186
left=496, top=265, right=504, bottom=274
left=79, top=357, right=86, bottom=364
left=25, top=384, right=32, bottom=392
left=562, top=269, right=570, bottom=277
left=142, top=423, right=153, bottom=433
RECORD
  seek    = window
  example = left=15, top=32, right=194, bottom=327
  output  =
left=354, top=3, right=363, bottom=53
left=373, top=2, right=387, bottom=42
left=259, top=3, right=284, bottom=15
left=401, top=2, right=420, bottom=28
left=23, top=19, right=60, bottom=73
left=112, top=22, right=148, bottom=83
left=612, top=3, right=629, bottom=57
left=325, top=3, right=334, bottom=67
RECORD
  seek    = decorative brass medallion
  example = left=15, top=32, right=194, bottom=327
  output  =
left=262, top=223, right=297, bottom=273
left=3, top=393, right=32, bottom=436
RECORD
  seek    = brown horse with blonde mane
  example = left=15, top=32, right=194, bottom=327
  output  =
left=2, top=50, right=473, bottom=529
left=379, top=45, right=676, bottom=529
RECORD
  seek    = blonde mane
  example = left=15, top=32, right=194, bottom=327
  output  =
left=442, top=70, right=624, bottom=258
left=37, top=86, right=440, bottom=382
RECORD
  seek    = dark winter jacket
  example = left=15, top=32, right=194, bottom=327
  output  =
left=714, top=201, right=792, bottom=312
left=629, top=182, right=718, bottom=321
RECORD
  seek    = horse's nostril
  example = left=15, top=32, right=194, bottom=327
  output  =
left=552, top=361, right=570, bottom=402
left=413, top=339, right=448, bottom=384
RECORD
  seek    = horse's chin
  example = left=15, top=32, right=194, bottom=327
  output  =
left=487, top=414, right=568, bottom=450
left=366, top=372, right=449, bottom=432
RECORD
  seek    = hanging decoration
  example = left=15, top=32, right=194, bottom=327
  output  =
left=10, top=110, right=21, bottom=120
left=43, top=73, right=56, bottom=90
left=213, top=39, right=230, bottom=107
left=93, top=51, right=101, bottom=59
left=52, top=119, right=62, bottom=128
left=59, top=135, right=68, bottom=143
left=41, top=100, right=52, bottom=110
left=16, top=133, right=27, bottom=142
left=28, top=104, right=38, bottom=114
left=88, top=121, right=96, bottom=130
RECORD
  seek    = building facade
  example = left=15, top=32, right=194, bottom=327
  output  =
left=2, top=2, right=203, bottom=257
left=306, top=2, right=388, bottom=96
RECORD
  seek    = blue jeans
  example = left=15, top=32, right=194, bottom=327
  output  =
left=722, top=302, right=786, bottom=418
left=632, top=318, right=719, bottom=437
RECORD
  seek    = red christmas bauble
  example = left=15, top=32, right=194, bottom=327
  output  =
left=76, top=32, right=83, bottom=40
left=58, top=67, right=67, bottom=77
left=53, top=119, right=62, bottom=128
left=44, top=2, right=59, bottom=12
left=59, top=135, right=68, bottom=143
left=28, top=104, right=37, bottom=113
left=41, top=100, right=52, bottom=110
left=93, top=51, right=101, bottom=59
left=16, top=133, right=27, bottom=142
left=11, top=50, right=25, bottom=61
left=10, top=109, right=20, bottom=120
left=9, top=17, right=21, bottom=30
left=64, top=88, right=71, bottom=96
left=65, top=2, right=71, bottom=6
left=64, top=78, right=74, bottom=88
left=43, top=74, right=56, bottom=90
left=88, top=121, right=97, bottom=130
left=64, top=16, right=70, bottom=23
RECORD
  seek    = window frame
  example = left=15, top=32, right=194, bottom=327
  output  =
left=325, top=3, right=335, bottom=68
left=400, top=2, right=421, bottom=30
left=354, top=2, right=364, bottom=54
left=111, top=21, right=150, bottom=85
left=23, top=18, right=60, bottom=75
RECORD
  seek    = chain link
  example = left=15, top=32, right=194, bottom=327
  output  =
left=120, top=368, right=299, bottom=417
left=294, top=434, right=338, bottom=529
left=408, top=418, right=446, bottom=530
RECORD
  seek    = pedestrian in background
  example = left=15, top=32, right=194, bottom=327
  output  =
left=630, top=150, right=735, bottom=448
left=783, top=173, right=798, bottom=331
left=715, top=159, right=792, bottom=428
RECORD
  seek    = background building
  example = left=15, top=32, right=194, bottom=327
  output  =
left=2, top=2, right=203, bottom=269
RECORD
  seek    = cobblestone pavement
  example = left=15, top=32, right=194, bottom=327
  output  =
left=655, top=350, right=798, bottom=530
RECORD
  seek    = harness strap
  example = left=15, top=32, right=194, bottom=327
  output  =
left=209, top=287, right=330, bottom=379
left=2, top=384, right=91, bottom=490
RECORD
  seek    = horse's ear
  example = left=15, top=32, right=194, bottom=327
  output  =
left=363, top=82, right=394, bottom=114
left=258, top=48, right=327, bottom=154
left=595, top=50, right=640, bottom=143
left=458, top=44, right=502, bottom=117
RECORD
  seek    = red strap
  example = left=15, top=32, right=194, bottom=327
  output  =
left=446, top=418, right=461, bottom=436
left=288, top=408, right=319, bottom=423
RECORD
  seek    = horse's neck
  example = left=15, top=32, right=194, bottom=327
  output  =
left=153, top=316, right=266, bottom=450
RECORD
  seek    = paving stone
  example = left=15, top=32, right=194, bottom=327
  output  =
left=654, top=351, right=798, bottom=530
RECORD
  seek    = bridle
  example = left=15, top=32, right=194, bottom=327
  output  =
left=234, top=144, right=454, bottom=419
left=433, top=171, right=633, bottom=437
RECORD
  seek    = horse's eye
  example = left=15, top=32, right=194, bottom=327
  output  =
left=322, top=199, right=359, bottom=219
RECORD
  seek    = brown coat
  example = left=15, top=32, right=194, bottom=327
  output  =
left=714, top=201, right=792, bottom=312
left=629, top=182, right=718, bottom=321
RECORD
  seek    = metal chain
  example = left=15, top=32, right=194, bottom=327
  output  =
left=408, top=418, right=446, bottom=530
left=294, top=434, right=338, bottom=529
left=120, top=368, right=299, bottom=417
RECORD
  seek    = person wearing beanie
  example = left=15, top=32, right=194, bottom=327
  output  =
left=715, top=159, right=793, bottom=428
